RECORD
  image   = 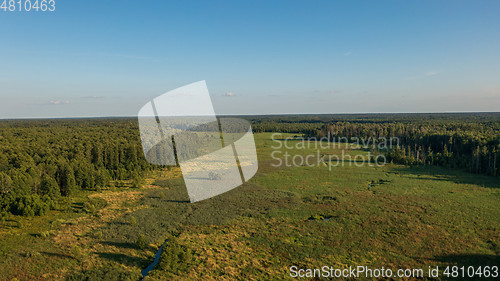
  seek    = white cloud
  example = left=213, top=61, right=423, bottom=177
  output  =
left=224, top=92, right=235, bottom=97
left=49, top=100, right=70, bottom=105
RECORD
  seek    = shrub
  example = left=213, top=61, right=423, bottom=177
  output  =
left=93, top=230, right=103, bottom=239
left=13, top=194, right=49, bottom=216
left=71, top=245, right=83, bottom=259
left=51, top=218, right=66, bottom=227
left=83, top=202, right=96, bottom=214
left=309, top=214, right=324, bottom=220
left=129, top=216, right=137, bottom=226
left=156, top=236, right=192, bottom=274
left=42, top=194, right=57, bottom=210
left=23, top=250, right=39, bottom=258
left=136, top=234, right=148, bottom=250
left=0, top=210, right=7, bottom=221
left=131, top=172, right=145, bottom=188
left=39, top=230, right=53, bottom=238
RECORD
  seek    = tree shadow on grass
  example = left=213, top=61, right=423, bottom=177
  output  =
left=100, top=241, right=139, bottom=250
left=100, top=241, right=157, bottom=252
left=433, top=254, right=499, bottom=280
left=165, top=200, right=190, bottom=203
left=40, top=251, right=75, bottom=259
left=97, top=252, right=150, bottom=268
left=110, top=221, right=130, bottom=226
left=391, top=166, right=500, bottom=189
left=434, top=253, right=499, bottom=267
left=71, top=202, right=85, bottom=212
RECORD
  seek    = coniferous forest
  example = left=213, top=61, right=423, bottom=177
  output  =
left=0, top=119, right=155, bottom=219
left=1, top=113, right=498, bottom=220
left=251, top=113, right=500, bottom=177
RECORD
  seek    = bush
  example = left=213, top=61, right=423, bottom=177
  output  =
left=129, top=216, right=137, bottom=226
left=71, top=245, right=83, bottom=260
left=82, top=197, right=106, bottom=215
left=39, top=230, right=53, bottom=238
left=93, top=230, right=103, bottom=239
left=13, top=194, right=49, bottom=216
left=42, top=194, right=57, bottom=210
left=309, top=214, right=324, bottom=220
left=156, top=236, right=192, bottom=274
left=131, top=172, right=145, bottom=188
left=51, top=218, right=66, bottom=227
left=0, top=210, right=7, bottom=221
left=136, top=234, right=148, bottom=250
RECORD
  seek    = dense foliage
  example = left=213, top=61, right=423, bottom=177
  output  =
left=312, top=116, right=500, bottom=177
left=0, top=118, right=156, bottom=218
left=1, top=113, right=498, bottom=219
left=156, top=236, right=193, bottom=275
left=245, top=113, right=500, bottom=177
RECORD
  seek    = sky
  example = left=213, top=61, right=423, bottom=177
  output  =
left=1, top=0, right=499, bottom=118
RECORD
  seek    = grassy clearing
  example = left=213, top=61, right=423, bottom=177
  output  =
left=0, top=170, right=170, bottom=281
left=144, top=133, right=499, bottom=280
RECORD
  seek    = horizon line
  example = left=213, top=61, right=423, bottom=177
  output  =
left=1, top=111, right=500, bottom=121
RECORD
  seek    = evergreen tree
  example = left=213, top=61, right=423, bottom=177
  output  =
left=59, top=164, right=77, bottom=196
left=40, top=174, right=61, bottom=199
left=0, top=172, right=13, bottom=195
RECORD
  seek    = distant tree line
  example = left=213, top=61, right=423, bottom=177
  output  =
left=251, top=121, right=321, bottom=135
left=243, top=113, right=500, bottom=177
left=245, top=114, right=500, bottom=177
left=312, top=120, right=500, bottom=177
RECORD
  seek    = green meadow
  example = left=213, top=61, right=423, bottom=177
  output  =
left=1, top=133, right=499, bottom=280
left=145, top=133, right=500, bottom=280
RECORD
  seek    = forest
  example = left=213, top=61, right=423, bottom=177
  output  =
left=249, top=113, right=500, bottom=177
left=0, top=114, right=498, bottom=280
left=0, top=118, right=156, bottom=219
left=1, top=114, right=499, bottom=220
left=314, top=116, right=500, bottom=177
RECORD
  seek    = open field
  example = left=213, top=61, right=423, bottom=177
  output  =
left=144, top=133, right=500, bottom=280
left=1, top=132, right=498, bottom=280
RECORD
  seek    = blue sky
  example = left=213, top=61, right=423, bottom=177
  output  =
left=1, top=0, right=499, bottom=118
